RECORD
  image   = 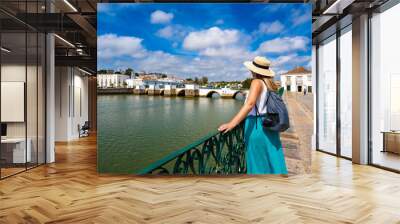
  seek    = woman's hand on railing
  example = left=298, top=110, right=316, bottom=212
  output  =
left=218, top=122, right=235, bottom=134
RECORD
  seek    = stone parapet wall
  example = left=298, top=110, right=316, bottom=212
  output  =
left=164, top=89, right=176, bottom=96
left=133, top=89, right=146, bottom=95
left=148, top=89, right=161, bottom=95
left=185, top=89, right=199, bottom=97
left=97, top=88, right=133, bottom=94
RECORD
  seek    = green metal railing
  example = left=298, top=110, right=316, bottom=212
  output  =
left=138, top=122, right=246, bottom=175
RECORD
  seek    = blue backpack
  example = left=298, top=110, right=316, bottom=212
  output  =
left=255, top=81, right=290, bottom=132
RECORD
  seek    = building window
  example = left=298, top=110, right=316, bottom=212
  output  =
left=317, top=35, right=337, bottom=154
left=370, top=3, right=400, bottom=171
left=339, top=26, right=352, bottom=158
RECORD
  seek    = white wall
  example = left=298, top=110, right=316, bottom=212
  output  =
left=97, top=74, right=129, bottom=88
left=55, top=67, right=89, bottom=141
left=1, top=63, right=46, bottom=164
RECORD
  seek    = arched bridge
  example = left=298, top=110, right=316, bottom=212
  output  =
left=200, top=88, right=245, bottom=98
left=135, top=84, right=247, bottom=98
left=174, top=88, right=245, bottom=98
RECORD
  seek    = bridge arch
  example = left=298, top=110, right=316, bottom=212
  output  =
left=160, top=90, right=165, bottom=96
left=232, top=90, right=245, bottom=99
left=177, top=89, right=185, bottom=96
left=206, top=91, right=221, bottom=98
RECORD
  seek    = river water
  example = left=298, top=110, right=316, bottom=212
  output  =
left=97, top=95, right=243, bottom=174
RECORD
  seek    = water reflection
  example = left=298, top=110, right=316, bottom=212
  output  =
left=98, top=95, right=243, bottom=174
left=235, top=92, right=245, bottom=101
left=211, top=93, right=221, bottom=98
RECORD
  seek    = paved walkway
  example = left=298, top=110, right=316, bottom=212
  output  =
left=281, top=92, right=314, bottom=174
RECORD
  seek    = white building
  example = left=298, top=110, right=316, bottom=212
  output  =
left=280, top=67, right=312, bottom=93
left=126, top=77, right=184, bottom=88
left=97, top=73, right=131, bottom=88
left=185, top=83, right=199, bottom=90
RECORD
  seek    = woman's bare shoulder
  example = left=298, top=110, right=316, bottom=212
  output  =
left=250, top=79, right=263, bottom=88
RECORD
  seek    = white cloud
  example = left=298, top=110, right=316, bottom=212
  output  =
left=150, top=10, right=174, bottom=24
left=293, top=14, right=310, bottom=26
left=182, top=27, right=253, bottom=61
left=156, top=25, right=190, bottom=40
left=291, top=8, right=311, bottom=26
left=272, top=54, right=311, bottom=68
left=257, top=36, right=309, bottom=53
left=257, top=21, right=284, bottom=34
left=109, top=47, right=254, bottom=81
left=98, top=34, right=146, bottom=59
left=156, top=26, right=174, bottom=38
left=261, top=4, right=289, bottom=14
left=199, top=46, right=255, bottom=61
left=99, top=32, right=311, bottom=81
left=215, top=19, right=224, bottom=25
left=98, top=3, right=139, bottom=16
left=183, top=27, right=240, bottom=50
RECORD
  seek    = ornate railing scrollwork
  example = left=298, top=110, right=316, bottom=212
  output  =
left=138, top=122, right=246, bottom=175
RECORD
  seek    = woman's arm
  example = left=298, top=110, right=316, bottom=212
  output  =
left=218, top=79, right=263, bottom=133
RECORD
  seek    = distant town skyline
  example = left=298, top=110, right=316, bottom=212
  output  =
left=98, top=3, right=312, bottom=81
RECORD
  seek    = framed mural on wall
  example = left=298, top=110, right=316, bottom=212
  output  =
left=97, top=3, right=312, bottom=175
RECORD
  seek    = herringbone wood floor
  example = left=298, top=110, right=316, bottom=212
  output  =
left=1, top=135, right=400, bottom=223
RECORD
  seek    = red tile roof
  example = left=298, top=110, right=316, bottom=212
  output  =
left=281, top=66, right=311, bottom=75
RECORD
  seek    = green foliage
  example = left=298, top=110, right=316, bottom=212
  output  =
left=241, top=78, right=252, bottom=89
left=201, top=76, right=208, bottom=85
left=125, top=68, right=134, bottom=75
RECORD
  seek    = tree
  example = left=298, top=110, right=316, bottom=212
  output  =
left=97, top=69, right=107, bottom=74
left=125, top=68, right=133, bottom=76
left=242, top=78, right=252, bottom=89
left=186, top=78, right=193, bottom=82
left=115, top=71, right=122, bottom=74
left=161, top=74, right=168, bottom=78
left=201, top=76, right=208, bottom=85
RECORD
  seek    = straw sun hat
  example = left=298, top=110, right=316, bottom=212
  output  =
left=243, top=56, right=275, bottom=77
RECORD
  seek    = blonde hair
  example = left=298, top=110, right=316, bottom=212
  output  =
left=253, top=73, right=278, bottom=92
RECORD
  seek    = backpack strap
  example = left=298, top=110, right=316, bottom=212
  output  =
left=254, top=78, right=267, bottom=116
left=257, top=78, right=271, bottom=112
left=254, top=78, right=268, bottom=129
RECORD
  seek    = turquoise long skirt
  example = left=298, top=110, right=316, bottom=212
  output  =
left=244, top=116, right=288, bottom=175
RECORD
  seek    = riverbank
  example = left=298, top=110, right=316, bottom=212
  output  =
left=97, top=88, right=133, bottom=94
left=97, top=87, right=247, bottom=99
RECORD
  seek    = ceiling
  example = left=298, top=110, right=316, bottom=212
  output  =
left=0, top=0, right=98, bottom=73
left=311, top=0, right=390, bottom=43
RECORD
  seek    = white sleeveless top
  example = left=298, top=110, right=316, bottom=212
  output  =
left=245, top=80, right=268, bottom=116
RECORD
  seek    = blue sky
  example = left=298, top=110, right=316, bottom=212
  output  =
left=98, top=3, right=312, bottom=81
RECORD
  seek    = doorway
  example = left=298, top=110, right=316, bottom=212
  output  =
left=297, top=86, right=302, bottom=92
